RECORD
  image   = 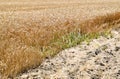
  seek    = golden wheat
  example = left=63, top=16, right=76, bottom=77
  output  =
left=0, top=0, right=120, bottom=78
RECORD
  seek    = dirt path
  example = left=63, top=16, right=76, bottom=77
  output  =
left=16, top=28, right=120, bottom=79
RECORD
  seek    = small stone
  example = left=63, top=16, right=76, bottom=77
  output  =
left=35, top=70, right=39, bottom=72
left=95, top=49, right=101, bottom=55
left=106, top=50, right=115, bottom=56
left=117, top=70, right=120, bottom=75
left=87, top=69, right=94, bottom=74
left=51, top=63, right=54, bottom=65
left=91, top=74, right=100, bottom=79
left=102, top=69, right=105, bottom=72
left=70, top=51, right=75, bottom=53
left=53, top=69, right=57, bottom=72
left=99, top=63, right=105, bottom=66
left=103, top=57, right=110, bottom=63
left=115, top=47, right=120, bottom=51
left=106, top=61, right=108, bottom=63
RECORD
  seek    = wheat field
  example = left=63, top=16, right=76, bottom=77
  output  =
left=0, top=0, right=120, bottom=78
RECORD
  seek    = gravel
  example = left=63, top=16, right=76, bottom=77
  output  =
left=16, top=28, right=120, bottom=79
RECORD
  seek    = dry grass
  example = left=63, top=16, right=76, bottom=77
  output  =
left=80, top=12, right=120, bottom=33
left=0, top=11, right=120, bottom=78
left=0, top=0, right=120, bottom=78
